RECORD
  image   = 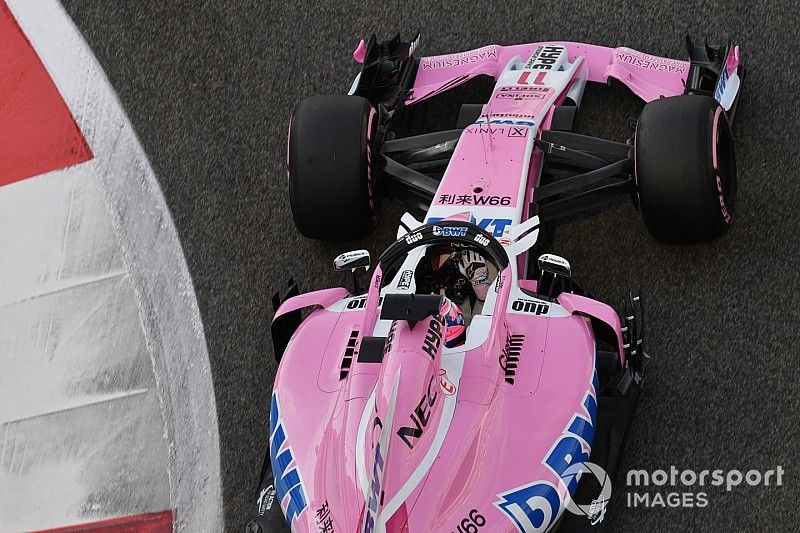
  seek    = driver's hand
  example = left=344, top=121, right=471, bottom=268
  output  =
left=459, top=250, right=490, bottom=300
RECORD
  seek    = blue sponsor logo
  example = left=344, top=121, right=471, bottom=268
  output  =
left=714, top=65, right=730, bottom=102
left=428, top=216, right=513, bottom=238
left=363, top=439, right=385, bottom=533
left=270, top=392, right=309, bottom=527
left=432, top=225, right=468, bottom=237
left=495, top=370, right=598, bottom=532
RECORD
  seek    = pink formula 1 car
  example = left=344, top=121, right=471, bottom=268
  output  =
left=246, top=35, right=743, bottom=533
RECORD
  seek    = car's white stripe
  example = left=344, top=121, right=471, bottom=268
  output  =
left=375, top=350, right=466, bottom=531
left=356, top=389, right=378, bottom=500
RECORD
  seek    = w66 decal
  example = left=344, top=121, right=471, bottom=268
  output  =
left=452, top=509, right=486, bottom=533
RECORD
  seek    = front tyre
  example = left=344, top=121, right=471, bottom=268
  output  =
left=287, top=95, right=379, bottom=240
left=634, top=95, right=736, bottom=243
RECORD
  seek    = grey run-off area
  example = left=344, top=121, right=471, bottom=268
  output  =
left=62, top=1, right=800, bottom=531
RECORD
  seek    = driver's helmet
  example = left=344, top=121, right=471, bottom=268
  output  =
left=440, top=297, right=466, bottom=348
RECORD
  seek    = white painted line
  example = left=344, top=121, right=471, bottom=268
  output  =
left=0, top=1, right=223, bottom=531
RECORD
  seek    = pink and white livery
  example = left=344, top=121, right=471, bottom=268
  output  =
left=248, top=35, right=743, bottom=532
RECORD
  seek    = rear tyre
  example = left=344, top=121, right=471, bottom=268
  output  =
left=288, top=95, right=378, bottom=240
left=634, top=95, right=736, bottom=243
left=243, top=443, right=290, bottom=533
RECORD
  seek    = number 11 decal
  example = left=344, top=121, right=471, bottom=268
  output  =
left=516, top=71, right=547, bottom=85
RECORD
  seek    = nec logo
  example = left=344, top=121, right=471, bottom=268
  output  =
left=495, top=371, right=598, bottom=532
left=427, top=216, right=512, bottom=238
left=269, top=393, right=309, bottom=527
left=397, top=374, right=439, bottom=449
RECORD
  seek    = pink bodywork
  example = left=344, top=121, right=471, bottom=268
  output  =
left=269, top=40, right=676, bottom=532
left=272, top=268, right=601, bottom=533
left=410, top=42, right=688, bottom=105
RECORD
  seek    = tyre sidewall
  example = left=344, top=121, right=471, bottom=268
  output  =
left=288, top=95, right=378, bottom=240
left=635, top=95, right=736, bottom=243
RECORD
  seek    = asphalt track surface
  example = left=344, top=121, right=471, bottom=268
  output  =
left=61, top=1, right=800, bottom=531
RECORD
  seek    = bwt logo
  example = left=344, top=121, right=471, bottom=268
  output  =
left=428, top=216, right=512, bottom=238
left=495, top=371, right=600, bottom=532
left=363, top=414, right=386, bottom=533
left=432, top=225, right=468, bottom=237
left=270, top=393, right=309, bottom=527
left=476, top=118, right=537, bottom=127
